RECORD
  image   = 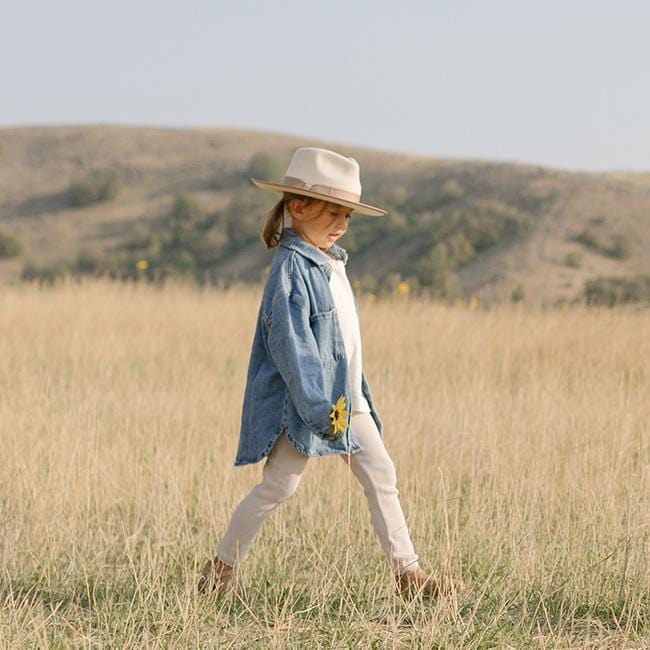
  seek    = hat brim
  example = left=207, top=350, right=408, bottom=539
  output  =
left=250, top=178, right=387, bottom=216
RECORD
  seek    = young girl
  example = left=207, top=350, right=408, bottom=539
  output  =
left=198, top=147, right=461, bottom=599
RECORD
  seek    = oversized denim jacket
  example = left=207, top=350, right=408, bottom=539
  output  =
left=234, top=227, right=383, bottom=466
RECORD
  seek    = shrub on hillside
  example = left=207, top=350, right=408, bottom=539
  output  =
left=0, top=228, right=24, bottom=258
left=210, top=162, right=237, bottom=190
left=575, top=228, right=601, bottom=251
left=404, top=177, right=466, bottom=212
left=607, top=233, right=636, bottom=260
left=171, top=193, right=201, bottom=222
left=416, top=242, right=460, bottom=298
left=440, top=179, right=465, bottom=201
left=518, top=185, right=558, bottom=213
left=168, top=194, right=202, bottom=238
left=75, top=248, right=104, bottom=274
left=443, top=231, right=475, bottom=268
left=69, top=168, right=122, bottom=207
left=94, top=191, right=237, bottom=283
left=191, top=226, right=230, bottom=267
left=565, top=251, right=583, bottom=268
left=153, top=193, right=205, bottom=258
left=458, top=201, right=535, bottom=253
left=247, top=151, right=283, bottom=182
left=583, top=274, right=650, bottom=306
left=511, top=282, right=525, bottom=302
left=21, top=260, right=72, bottom=284
left=224, top=188, right=273, bottom=249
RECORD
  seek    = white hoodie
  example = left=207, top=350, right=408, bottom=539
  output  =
left=325, top=255, right=371, bottom=413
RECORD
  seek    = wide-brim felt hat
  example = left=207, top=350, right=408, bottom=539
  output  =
left=251, top=146, right=387, bottom=216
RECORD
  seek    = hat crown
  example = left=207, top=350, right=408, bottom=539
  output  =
left=283, top=147, right=362, bottom=197
left=249, top=146, right=387, bottom=216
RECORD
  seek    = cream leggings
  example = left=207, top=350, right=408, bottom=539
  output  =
left=217, top=411, right=420, bottom=574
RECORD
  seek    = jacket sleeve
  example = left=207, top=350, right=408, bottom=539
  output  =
left=265, top=274, right=341, bottom=441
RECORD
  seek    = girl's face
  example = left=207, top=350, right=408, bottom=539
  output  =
left=288, top=198, right=353, bottom=251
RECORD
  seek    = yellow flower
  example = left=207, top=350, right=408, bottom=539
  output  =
left=136, top=259, right=148, bottom=271
left=468, top=295, right=479, bottom=310
left=329, top=394, right=349, bottom=437
left=398, top=281, right=409, bottom=295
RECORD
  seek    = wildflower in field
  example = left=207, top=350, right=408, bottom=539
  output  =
left=398, top=281, right=409, bottom=295
left=136, top=259, right=148, bottom=271
left=329, top=394, right=349, bottom=436
left=469, top=295, right=479, bottom=310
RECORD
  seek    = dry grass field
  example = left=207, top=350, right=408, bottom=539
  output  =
left=0, top=278, right=648, bottom=648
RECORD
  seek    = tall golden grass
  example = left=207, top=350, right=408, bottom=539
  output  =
left=1, top=278, right=648, bottom=647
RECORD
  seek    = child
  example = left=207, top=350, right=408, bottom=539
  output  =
left=198, top=147, right=462, bottom=599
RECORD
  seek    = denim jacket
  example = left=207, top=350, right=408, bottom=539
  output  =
left=234, top=227, right=383, bottom=466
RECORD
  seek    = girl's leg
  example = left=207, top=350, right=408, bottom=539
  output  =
left=340, top=411, right=420, bottom=574
left=217, top=431, right=309, bottom=566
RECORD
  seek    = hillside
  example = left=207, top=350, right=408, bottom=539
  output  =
left=1, top=125, right=649, bottom=305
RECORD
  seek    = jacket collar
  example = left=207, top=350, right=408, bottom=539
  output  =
left=279, top=227, right=349, bottom=270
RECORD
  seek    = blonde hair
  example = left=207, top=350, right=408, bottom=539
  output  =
left=260, top=193, right=328, bottom=248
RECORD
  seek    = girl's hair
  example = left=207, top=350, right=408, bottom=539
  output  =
left=261, top=192, right=328, bottom=248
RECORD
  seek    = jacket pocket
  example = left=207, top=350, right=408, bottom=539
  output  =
left=309, top=307, right=345, bottom=363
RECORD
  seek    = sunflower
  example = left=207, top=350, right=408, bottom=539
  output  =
left=329, top=394, right=350, bottom=437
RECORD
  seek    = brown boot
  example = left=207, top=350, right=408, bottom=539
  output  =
left=395, top=567, right=464, bottom=598
left=197, top=555, right=237, bottom=596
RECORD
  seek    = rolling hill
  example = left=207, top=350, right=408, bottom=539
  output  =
left=1, top=124, right=648, bottom=305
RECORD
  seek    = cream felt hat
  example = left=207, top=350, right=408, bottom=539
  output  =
left=251, top=147, right=387, bottom=216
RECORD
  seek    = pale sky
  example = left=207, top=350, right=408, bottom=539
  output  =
left=2, top=0, right=649, bottom=171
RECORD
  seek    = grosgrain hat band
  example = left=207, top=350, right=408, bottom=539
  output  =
left=282, top=176, right=361, bottom=203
